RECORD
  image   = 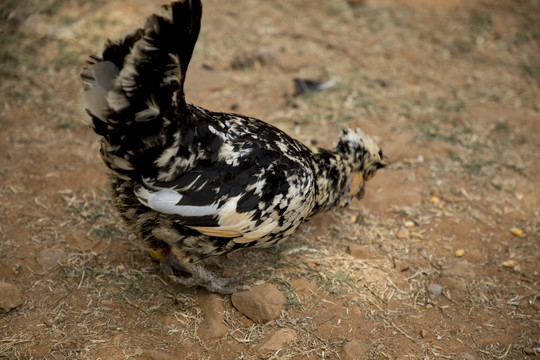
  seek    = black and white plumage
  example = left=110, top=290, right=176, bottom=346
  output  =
left=81, top=0, right=386, bottom=293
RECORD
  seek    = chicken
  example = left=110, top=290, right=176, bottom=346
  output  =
left=81, top=0, right=386, bottom=294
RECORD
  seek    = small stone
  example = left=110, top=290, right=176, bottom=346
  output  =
left=255, top=329, right=297, bottom=355
left=339, top=340, right=367, bottom=360
left=427, top=283, right=443, bottom=296
left=523, top=347, right=536, bottom=356
left=36, top=248, right=65, bottom=270
left=197, top=292, right=227, bottom=339
left=396, top=228, right=409, bottom=240
left=231, top=283, right=284, bottom=323
left=394, top=260, right=410, bottom=272
left=533, top=298, right=540, bottom=312
left=0, top=282, right=24, bottom=313
left=420, top=329, right=428, bottom=338
left=517, top=296, right=540, bottom=311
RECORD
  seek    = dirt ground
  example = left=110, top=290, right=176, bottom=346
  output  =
left=1, top=0, right=539, bottom=359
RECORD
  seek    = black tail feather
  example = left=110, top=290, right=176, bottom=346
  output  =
left=80, top=0, right=203, bottom=178
left=106, top=0, right=202, bottom=114
left=168, top=0, right=202, bottom=99
left=81, top=0, right=202, bottom=120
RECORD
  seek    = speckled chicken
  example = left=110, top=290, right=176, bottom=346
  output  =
left=81, top=0, right=386, bottom=293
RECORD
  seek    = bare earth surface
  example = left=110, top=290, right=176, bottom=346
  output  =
left=1, top=0, right=539, bottom=359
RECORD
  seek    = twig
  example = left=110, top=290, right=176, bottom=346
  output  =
left=389, top=321, right=416, bottom=343
left=364, top=283, right=387, bottom=305
left=77, top=269, right=85, bottom=290
left=122, top=295, right=148, bottom=314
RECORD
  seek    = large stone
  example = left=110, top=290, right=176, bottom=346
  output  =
left=231, top=283, right=284, bottom=323
left=0, top=282, right=24, bottom=313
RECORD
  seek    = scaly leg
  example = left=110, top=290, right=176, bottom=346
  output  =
left=160, top=253, right=249, bottom=294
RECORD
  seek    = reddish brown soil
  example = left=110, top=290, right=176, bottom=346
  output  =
left=1, top=0, right=539, bottom=359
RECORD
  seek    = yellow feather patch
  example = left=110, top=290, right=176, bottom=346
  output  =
left=350, top=172, right=364, bottom=195
left=189, top=226, right=243, bottom=238
left=147, top=247, right=169, bottom=260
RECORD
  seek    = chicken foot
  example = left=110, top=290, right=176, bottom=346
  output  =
left=160, top=253, right=249, bottom=294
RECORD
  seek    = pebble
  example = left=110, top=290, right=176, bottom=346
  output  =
left=36, top=248, right=66, bottom=270
left=197, top=292, right=227, bottom=339
left=427, top=283, right=443, bottom=296
left=255, top=329, right=297, bottom=355
left=339, top=340, right=367, bottom=360
left=231, top=283, right=284, bottom=323
left=523, top=347, right=537, bottom=356
left=393, top=260, right=410, bottom=272
left=0, top=282, right=24, bottom=313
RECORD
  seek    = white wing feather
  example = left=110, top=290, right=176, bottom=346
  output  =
left=136, top=186, right=278, bottom=240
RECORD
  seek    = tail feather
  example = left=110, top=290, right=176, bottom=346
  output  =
left=80, top=0, right=202, bottom=178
